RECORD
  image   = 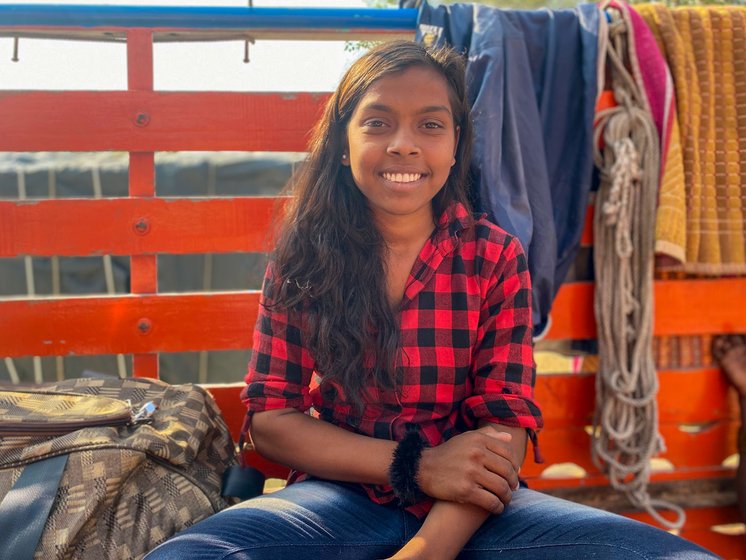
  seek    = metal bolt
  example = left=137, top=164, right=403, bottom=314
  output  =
left=133, top=217, right=150, bottom=235
left=137, top=318, right=152, bottom=334
left=134, top=112, right=150, bottom=127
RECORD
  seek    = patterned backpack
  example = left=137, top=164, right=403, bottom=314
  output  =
left=0, top=377, right=239, bottom=560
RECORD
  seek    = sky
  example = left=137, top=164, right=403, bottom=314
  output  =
left=0, top=0, right=407, bottom=91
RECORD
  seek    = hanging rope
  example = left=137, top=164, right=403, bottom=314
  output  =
left=591, top=11, right=685, bottom=531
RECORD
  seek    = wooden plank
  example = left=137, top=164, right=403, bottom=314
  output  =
left=2, top=283, right=745, bottom=363
left=0, top=292, right=259, bottom=357
left=0, top=91, right=329, bottom=152
left=127, top=31, right=158, bottom=379
left=528, top=468, right=736, bottom=492
left=206, top=383, right=248, bottom=442
left=545, top=283, right=596, bottom=340
left=127, top=29, right=153, bottom=91
left=536, top=368, right=734, bottom=427
left=520, top=421, right=738, bottom=480
left=541, top=477, right=737, bottom=513
left=545, top=278, right=746, bottom=340
left=0, top=197, right=281, bottom=257
left=625, top=506, right=745, bottom=559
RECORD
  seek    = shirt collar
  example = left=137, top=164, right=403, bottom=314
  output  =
left=432, top=201, right=477, bottom=255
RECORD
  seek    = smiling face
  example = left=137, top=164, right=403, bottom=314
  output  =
left=343, top=65, right=459, bottom=229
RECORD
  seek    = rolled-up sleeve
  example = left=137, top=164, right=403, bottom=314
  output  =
left=240, top=263, right=315, bottom=421
left=461, top=236, right=543, bottom=431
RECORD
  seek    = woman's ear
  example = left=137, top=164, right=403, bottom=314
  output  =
left=452, top=125, right=461, bottom=166
left=341, top=134, right=351, bottom=167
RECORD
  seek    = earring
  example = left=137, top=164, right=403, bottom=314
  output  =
left=342, top=153, right=348, bottom=161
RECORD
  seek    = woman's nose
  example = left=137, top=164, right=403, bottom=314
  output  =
left=386, top=129, right=420, bottom=156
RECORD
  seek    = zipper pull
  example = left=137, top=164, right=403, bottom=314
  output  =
left=131, top=401, right=158, bottom=424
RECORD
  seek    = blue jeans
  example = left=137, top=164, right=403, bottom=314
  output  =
left=145, top=480, right=719, bottom=560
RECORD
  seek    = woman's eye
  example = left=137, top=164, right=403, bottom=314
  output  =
left=423, top=121, right=444, bottom=129
left=364, top=119, right=386, bottom=128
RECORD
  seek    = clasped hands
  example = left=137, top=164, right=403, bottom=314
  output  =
left=416, top=425, right=521, bottom=514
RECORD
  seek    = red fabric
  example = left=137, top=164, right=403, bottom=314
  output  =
left=241, top=202, right=542, bottom=517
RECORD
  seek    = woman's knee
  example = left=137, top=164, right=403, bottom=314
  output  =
left=465, top=490, right=719, bottom=559
left=145, top=480, right=407, bottom=560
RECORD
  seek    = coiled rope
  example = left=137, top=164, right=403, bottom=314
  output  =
left=591, top=11, right=685, bottom=531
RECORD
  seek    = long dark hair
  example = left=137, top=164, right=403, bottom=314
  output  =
left=268, top=40, right=473, bottom=409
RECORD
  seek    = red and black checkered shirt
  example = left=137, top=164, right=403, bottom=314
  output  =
left=242, top=202, right=543, bottom=517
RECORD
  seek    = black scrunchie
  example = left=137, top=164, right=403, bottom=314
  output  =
left=389, top=427, right=429, bottom=506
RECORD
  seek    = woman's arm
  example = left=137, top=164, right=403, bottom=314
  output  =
left=251, top=408, right=394, bottom=485
left=387, top=501, right=489, bottom=560
left=387, top=426, right=526, bottom=560
left=251, top=410, right=520, bottom=512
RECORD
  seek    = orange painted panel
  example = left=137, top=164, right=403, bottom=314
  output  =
left=211, top=373, right=737, bottom=477
left=0, top=197, right=282, bottom=256
left=127, top=30, right=153, bottom=92
left=241, top=449, right=293, bottom=481
left=208, top=383, right=249, bottom=442
left=0, top=292, right=259, bottom=357
left=0, top=91, right=329, bottom=152
left=654, top=279, right=746, bottom=336
left=626, top=504, right=741, bottom=530
left=520, top=421, right=738, bottom=480
left=546, top=282, right=596, bottom=340
left=546, top=279, right=746, bottom=340
left=527, top=469, right=734, bottom=492
left=133, top=353, right=158, bottom=379
left=625, top=507, right=745, bottom=559
left=536, top=368, right=733, bottom=427
left=0, top=276, right=746, bottom=354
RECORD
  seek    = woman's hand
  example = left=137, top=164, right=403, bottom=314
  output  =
left=416, top=426, right=522, bottom=514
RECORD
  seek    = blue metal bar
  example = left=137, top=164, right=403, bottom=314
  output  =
left=0, top=5, right=418, bottom=31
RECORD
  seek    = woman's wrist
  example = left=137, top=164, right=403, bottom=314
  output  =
left=389, top=428, right=429, bottom=505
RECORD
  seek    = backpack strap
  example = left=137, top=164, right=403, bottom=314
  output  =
left=0, top=454, right=68, bottom=560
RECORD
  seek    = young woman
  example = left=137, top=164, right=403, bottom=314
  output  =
left=146, top=41, right=718, bottom=560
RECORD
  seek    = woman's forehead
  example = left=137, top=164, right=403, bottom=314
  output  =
left=353, top=66, right=453, bottom=113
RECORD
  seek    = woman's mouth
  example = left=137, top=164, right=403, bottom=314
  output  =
left=381, top=172, right=424, bottom=183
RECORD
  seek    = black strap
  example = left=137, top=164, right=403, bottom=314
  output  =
left=0, top=454, right=68, bottom=560
left=221, top=464, right=265, bottom=501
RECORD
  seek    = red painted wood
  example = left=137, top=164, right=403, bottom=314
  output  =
left=127, top=30, right=156, bottom=380
left=241, top=449, right=294, bottom=481
left=0, top=292, right=258, bottom=357
left=207, top=383, right=247, bottom=441
left=127, top=30, right=153, bottom=91
left=133, top=354, right=158, bottom=379
left=544, top=283, right=596, bottom=340
left=0, top=197, right=282, bottom=257
left=545, top=278, right=746, bottom=340
left=536, top=368, right=734, bottom=428
left=129, top=152, right=155, bottom=198
left=129, top=153, right=158, bottom=378
left=518, top=420, right=738, bottom=480
left=0, top=91, right=329, bottom=152
left=626, top=507, right=745, bottom=559
left=527, top=468, right=736, bottom=492
left=654, top=279, right=746, bottom=337
left=4, top=283, right=746, bottom=358
left=131, top=254, right=157, bottom=294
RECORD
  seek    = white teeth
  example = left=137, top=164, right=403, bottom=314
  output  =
left=383, top=172, right=422, bottom=183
